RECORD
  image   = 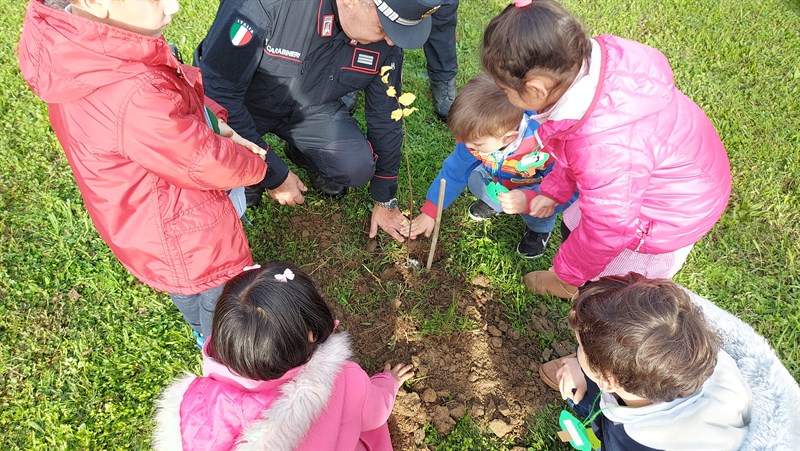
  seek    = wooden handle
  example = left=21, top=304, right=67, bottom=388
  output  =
left=426, top=178, right=446, bottom=270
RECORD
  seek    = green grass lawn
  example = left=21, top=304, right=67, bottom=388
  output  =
left=1, top=0, right=798, bottom=449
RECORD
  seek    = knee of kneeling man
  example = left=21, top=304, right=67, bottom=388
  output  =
left=340, top=158, right=375, bottom=187
left=321, top=139, right=376, bottom=186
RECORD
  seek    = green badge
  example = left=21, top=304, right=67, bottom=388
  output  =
left=558, top=410, right=600, bottom=450
left=486, top=181, right=509, bottom=203
left=516, top=151, right=550, bottom=172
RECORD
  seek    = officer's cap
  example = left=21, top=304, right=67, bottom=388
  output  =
left=372, top=0, right=444, bottom=49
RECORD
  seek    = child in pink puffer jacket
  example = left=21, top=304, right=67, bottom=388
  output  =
left=152, top=262, right=413, bottom=450
left=481, top=0, right=731, bottom=298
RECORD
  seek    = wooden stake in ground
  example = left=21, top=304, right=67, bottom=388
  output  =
left=426, top=178, right=446, bottom=270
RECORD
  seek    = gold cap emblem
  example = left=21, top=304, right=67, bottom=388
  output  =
left=420, top=5, right=440, bottom=19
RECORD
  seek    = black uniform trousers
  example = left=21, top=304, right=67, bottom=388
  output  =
left=423, top=0, right=459, bottom=82
left=251, top=102, right=375, bottom=191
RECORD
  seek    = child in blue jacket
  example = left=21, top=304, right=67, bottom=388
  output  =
left=404, top=74, right=576, bottom=258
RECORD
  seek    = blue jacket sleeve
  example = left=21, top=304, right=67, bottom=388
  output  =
left=425, top=143, right=480, bottom=210
left=197, top=1, right=289, bottom=189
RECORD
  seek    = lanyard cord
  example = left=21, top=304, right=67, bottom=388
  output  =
left=487, top=151, right=507, bottom=181
left=582, top=391, right=608, bottom=426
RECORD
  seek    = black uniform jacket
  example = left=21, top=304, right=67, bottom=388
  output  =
left=197, top=0, right=404, bottom=199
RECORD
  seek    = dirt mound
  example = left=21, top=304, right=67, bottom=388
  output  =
left=265, top=209, right=572, bottom=449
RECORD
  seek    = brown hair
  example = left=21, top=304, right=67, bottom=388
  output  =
left=481, top=0, right=591, bottom=92
left=447, top=74, right=522, bottom=143
left=568, top=273, right=721, bottom=402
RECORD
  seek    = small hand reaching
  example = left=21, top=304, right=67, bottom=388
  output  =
left=400, top=213, right=435, bottom=240
left=497, top=190, right=528, bottom=214
left=528, top=194, right=557, bottom=217
left=556, top=357, right=587, bottom=404
left=218, top=120, right=267, bottom=158
left=523, top=269, right=579, bottom=299
left=385, top=362, right=415, bottom=385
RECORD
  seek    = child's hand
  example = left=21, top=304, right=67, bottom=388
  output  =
left=556, top=357, right=587, bottom=404
left=497, top=190, right=527, bottom=214
left=218, top=120, right=267, bottom=159
left=401, top=213, right=435, bottom=239
left=528, top=194, right=557, bottom=217
left=385, top=362, right=415, bottom=384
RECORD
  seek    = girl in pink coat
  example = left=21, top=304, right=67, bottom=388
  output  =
left=481, top=0, right=731, bottom=298
left=152, top=262, right=413, bottom=450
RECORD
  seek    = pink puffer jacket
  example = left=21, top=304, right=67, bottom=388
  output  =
left=538, top=35, right=731, bottom=286
left=153, top=333, right=399, bottom=450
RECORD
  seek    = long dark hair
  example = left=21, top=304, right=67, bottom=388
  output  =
left=209, top=262, right=335, bottom=381
left=482, top=0, right=591, bottom=92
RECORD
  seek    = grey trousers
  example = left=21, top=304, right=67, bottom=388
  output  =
left=168, top=284, right=224, bottom=337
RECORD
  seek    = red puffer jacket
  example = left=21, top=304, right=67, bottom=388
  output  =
left=18, top=0, right=267, bottom=294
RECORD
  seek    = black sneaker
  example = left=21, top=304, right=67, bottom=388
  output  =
left=468, top=200, right=501, bottom=221
left=430, top=78, right=456, bottom=120
left=517, top=230, right=551, bottom=259
left=284, top=143, right=346, bottom=198
left=283, top=142, right=308, bottom=169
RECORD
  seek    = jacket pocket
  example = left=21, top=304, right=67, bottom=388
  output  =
left=162, top=191, right=243, bottom=286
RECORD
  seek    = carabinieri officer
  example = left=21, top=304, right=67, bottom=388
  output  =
left=196, top=0, right=443, bottom=242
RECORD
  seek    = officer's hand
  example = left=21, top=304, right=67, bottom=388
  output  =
left=529, top=194, right=557, bottom=218
left=400, top=213, right=435, bottom=240
left=497, top=190, right=527, bottom=214
left=267, top=171, right=307, bottom=206
left=370, top=204, right=408, bottom=243
left=218, top=120, right=266, bottom=159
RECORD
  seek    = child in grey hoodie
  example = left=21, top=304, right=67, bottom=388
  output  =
left=555, top=273, right=797, bottom=450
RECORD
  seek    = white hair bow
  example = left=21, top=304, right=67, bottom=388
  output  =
left=274, top=268, right=295, bottom=282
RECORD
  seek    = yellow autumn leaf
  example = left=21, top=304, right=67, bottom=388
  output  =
left=397, top=92, right=416, bottom=107
left=380, top=65, right=393, bottom=76
left=402, top=107, right=418, bottom=117
left=381, top=74, right=390, bottom=85
left=390, top=108, right=404, bottom=121
left=386, top=86, right=397, bottom=97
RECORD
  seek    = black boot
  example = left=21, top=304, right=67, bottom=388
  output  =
left=430, top=78, right=456, bottom=120
left=245, top=185, right=265, bottom=208
left=284, top=143, right=347, bottom=198
left=341, top=90, right=359, bottom=115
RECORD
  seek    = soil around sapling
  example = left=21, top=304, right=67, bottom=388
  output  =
left=258, top=209, right=575, bottom=449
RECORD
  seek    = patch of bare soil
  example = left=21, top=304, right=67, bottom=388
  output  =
left=269, top=210, right=574, bottom=449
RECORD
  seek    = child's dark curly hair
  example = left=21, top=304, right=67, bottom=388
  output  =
left=569, top=273, right=722, bottom=402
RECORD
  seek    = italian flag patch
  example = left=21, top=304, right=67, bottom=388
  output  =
left=229, top=19, right=254, bottom=47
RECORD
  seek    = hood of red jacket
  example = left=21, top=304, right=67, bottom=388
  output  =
left=18, top=0, right=178, bottom=103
